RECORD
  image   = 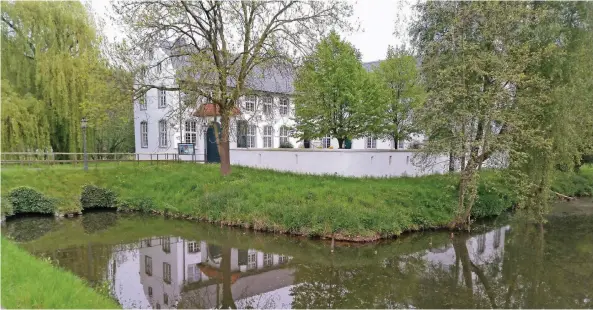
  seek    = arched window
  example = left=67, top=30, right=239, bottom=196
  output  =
left=263, top=125, right=273, bottom=148
left=279, top=126, right=289, bottom=145
left=158, top=120, right=168, bottom=147
left=140, top=121, right=148, bottom=148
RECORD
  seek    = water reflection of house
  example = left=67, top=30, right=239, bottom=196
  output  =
left=424, top=225, right=510, bottom=266
left=137, top=236, right=293, bottom=309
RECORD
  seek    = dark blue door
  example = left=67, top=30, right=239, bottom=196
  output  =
left=206, top=122, right=221, bottom=163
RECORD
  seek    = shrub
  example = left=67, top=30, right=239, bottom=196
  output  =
left=80, top=185, right=117, bottom=209
left=116, top=197, right=156, bottom=213
left=279, top=141, right=294, bottom=148
left=8, top=187, right=55, bottom=214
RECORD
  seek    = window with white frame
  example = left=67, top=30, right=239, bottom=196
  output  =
left=140, top=121, right=148, bottom=148
left=156, top=63, right=162, bottom=74
left=263, top=126, right=273, bottom=148
left=366, top=136, right=377, bottom=149
left=164, top=294, right=169, bottom=305
left=322, top=136, right=331, bottom=148
left=158, top=120, right=167, bottom=147
left=263, top=253, right=273, bottom=267
left=158, top=89, right=167, bottom=108
left=279, top=126, right=289, bottom=145
left=279, top=98, right=289, bottom=116
left=161, top=237, right=171, bottom=253
left=398, top=140, right=405, bottom=149
left=185, top=120, right=197, bottom=144
left=187, top=241, right=199, bottom=253
left=187, top=264, right=200, bottom=283
left=163, top=262, right=172, bottom=283
left=140, top=92, right=147, bottom=110
left=244, top=95, right=256, bottom=112
left=145, top=256, right=152, bottom=276
left=262, top=96, right=273, bottom=115
left=248, top=252, right=257, bottom=270
left=247, top=124, right=256, bottom=148
left=278, top=255, right=288, bottom=264
left=148, top=286, right=153, bottom=297
left=237, top=120, right=248, bottom=148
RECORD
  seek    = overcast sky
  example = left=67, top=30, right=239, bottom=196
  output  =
left=91, top=0, right=413, bottom=63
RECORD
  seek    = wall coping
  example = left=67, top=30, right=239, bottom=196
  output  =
left=231, top=148, right=421, bottom=153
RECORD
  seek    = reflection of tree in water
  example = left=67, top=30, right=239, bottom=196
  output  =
left=81, top=211, right=119, bottom=234
left=289, top=217, right=593, bottom=309
left=2, top=216, right=57, bottom=242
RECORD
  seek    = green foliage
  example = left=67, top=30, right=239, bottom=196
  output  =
left=1, top=1, right=134, bottom=154
left=279, top=141, right=294, bottom=148
left=411, top=1, right=593, bottom=224
left=0, top=236, right=120, bottom=309
left=8, top=187, right=55, bottom=214
left=294, top=31, right=382, bottom=148
left=1, top=196, right=14, bottom=216
left=372, top=46, right=425, bottom=148
left=80, top=185, right=117, bottom=210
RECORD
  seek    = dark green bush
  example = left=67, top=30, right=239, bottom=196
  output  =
left=80, top=185, right=117, bottom=209
left=279, top=141, right=294, bottom=148
left=116, top=197, right=156, bottom=213
left=8, top=187, right=55, bottom=214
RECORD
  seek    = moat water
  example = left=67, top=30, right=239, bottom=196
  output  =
left=2, top=201, right=592, bottom=309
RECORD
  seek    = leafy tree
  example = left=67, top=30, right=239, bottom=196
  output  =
left=293, top=31, right=383, bottom=148
left=1, top=1, right=101, bottom=153
left=1, top=1, right=134, bottom=156
left=112, top=1, right=354, bottom=175
left=373, top=46, right=425, bottom=149
left=411, top=1, right=593, bottom=226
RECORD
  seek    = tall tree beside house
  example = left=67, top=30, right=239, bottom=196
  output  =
left=1, top=1, right=100, bottom=154
left=112, top=1, right=354, bottom=175
left=411, top=1, right=593, bottom=227
left=1, top=1, right=134, bottom=155
left=293, top=31, right=383, bottom=149
left=372, top=46, right=425, bottom=149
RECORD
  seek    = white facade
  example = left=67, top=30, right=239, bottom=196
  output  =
left=132, top=52, right=421, bottom=160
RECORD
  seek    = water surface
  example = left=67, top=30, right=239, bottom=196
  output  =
left=2, top=204, right=592, bottom=309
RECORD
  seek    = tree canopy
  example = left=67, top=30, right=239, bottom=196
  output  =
left=293, top=31, right=383, bottom=148
left=411, top=1, right=593, bottom=225
left=1, top=1, right=134, bottom=155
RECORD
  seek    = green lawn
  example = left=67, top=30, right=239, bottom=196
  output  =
left=1, top=162, right=592, bottom=240
left=0, top=236, right=119, bottom=309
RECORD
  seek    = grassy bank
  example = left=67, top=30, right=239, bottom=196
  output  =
left=2, top=163, right=592, bottom=240
left=0, top=236, right=119, bottom=309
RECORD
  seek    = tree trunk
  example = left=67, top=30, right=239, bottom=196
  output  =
left=393, top=133, right=399, bottom=150
left=449, top=149, right=455, bottom=172
left=337, top=137, right=344, bottom=149
left=218, top=113, right=232, bottom=176
left=220, top=247, right=236, bottom=309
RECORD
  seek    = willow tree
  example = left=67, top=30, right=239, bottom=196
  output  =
left=112, top=1, right=353, bottom=175
left=412, top=1, right=593, bottom=227
left=1, top=1, right=104, bottom=154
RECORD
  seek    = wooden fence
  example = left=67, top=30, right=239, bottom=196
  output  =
left=0, top=152, right=204, bottom=166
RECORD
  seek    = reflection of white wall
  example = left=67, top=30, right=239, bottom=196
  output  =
left=109, top=249, right=152, bottom=309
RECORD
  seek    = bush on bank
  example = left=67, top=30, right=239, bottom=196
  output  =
left=0, top=236, right=119, bottom=309
left=1, top=163, right=592, bottom=240
left=7, top=186, right=56, bottom=214
left=80, top=184, right=117, bottom=210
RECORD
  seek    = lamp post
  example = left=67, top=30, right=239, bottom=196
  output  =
left=81, top=117, right=88, bottom=171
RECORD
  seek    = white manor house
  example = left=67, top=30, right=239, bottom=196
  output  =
left=133, top=51, right=421, bottom=164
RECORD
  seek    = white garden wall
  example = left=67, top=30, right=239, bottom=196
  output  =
left=229, top=149, right=449, bottom=178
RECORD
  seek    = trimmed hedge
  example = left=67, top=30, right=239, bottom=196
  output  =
left=7, top=187, right=56, bottom=214
left=80, top=185, right=117, bottom=210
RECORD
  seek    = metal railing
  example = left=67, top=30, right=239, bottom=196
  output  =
left=0, top=152, right=205, bottom=166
